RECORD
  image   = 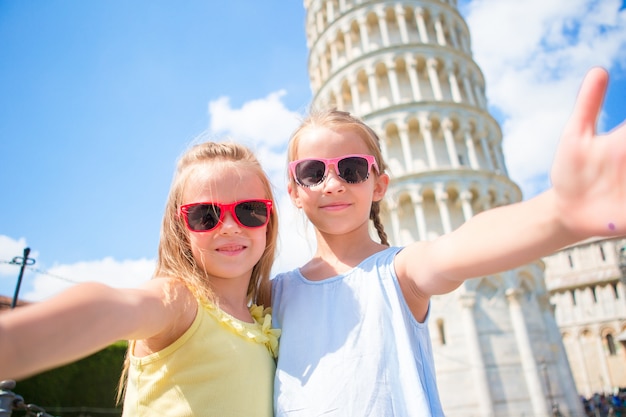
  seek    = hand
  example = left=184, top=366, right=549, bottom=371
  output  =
left=550, top=67, right=626, bottom=239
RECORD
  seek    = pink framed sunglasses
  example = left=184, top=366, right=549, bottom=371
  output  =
left=289, top=154, right=379, bottom=187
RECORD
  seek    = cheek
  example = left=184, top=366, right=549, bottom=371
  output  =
left=253, top=228, right=268, bottom=248
left=289, top=183, right=305, bottom=208
left=188, top=234, right=210, bottom=263
left=249, top=228, right=269, bottom=262
left=294, top=188, right=316, bottom=208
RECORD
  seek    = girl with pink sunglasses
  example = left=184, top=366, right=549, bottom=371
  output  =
left=271, top=67, right=626, bottom=416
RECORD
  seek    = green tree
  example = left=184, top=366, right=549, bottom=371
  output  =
left=12, top=341, right=127, bottom=417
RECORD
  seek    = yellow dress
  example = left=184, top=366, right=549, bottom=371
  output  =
left=122, top=301, right=280, bottom=417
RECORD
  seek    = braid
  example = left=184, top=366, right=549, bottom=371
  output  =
left=370, top=201, right=389, bottom=246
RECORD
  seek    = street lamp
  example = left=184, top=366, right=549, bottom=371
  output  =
left=9, top=247, right=35, bottom=309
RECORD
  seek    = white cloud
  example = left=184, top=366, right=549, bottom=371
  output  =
left=208, top=90, right=303, bottom=149
left=465, top=0, right=626, bottom=198
left=0, top=235, right=154, bottom=302
left=25, top=257, right=155, bottom=301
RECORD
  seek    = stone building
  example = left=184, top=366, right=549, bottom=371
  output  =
left=543, top=238, right=626, bottom=397
left=302, top=0, right=589, bottom=415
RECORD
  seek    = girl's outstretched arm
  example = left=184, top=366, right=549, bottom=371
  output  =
left=0, top=278, right=191, bottom=381
left=397, top=67, right=626, bottom=298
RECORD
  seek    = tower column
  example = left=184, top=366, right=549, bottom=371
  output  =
left=320, top=46, right=330, bottom=81
left=433, top=13, right=446, bottom=46
left=593, top=329, right=612, bottom=393
left=395, top=5, right=409, bottom=44
left=348, top=74, right=362, bottom=114
left=442, top=118, right=460, bottom=168
left=332, top=84, right=344, bottom=110
left=410, top=191, right=427, bottom=241
left=538, top=295, right=584, bottom=416
left=386, top=62, right=401, bottom=105
left=472, top=76, right=485, bottom=109
left=462, top=122, right=480, bottom=169
left=343, top=25, right=353, bottom=60
left=414, top=8, right=429, bottom=44
left=405, top=55, right=422, bottom=101
left=457, top=24, right=469, bottom=53
left=357, top=16, right=370, bottom=53
left=309, top=56, right=321, bottom=91
left=491, top=136, right=507, bottom=174
left=573, top=334, right=592, bottom=396
left=375, top=8, right=390, bottom=47
left=459, top=292, right=495, bottom=417
left=366, top=68, right=380, bottom=111
left=461, top=67, right=477, bottom=105
left=316, top=9, right=324, bottom=36
left=326, top=1, right=335, bottom=22
left=459, top=189, right=474, bottom=221
left=479, top=135, right=495, bottom=171
left=378, top=126, right=390, bottom=165
left=427, top=58, right=443, bottom=101
left=448, top=22, right=460, bottom=49
left=446, top=60, right=462, bottom=103
left=435, top=185, right=452, bottom=234
left=420, top=117, right=437, bottom=169
left=506, top=288, right=550, bottom=417
left=329, top=41, right=338, bottom=72
left=388, top=199, right=401, bottom=245
left=398, top=124, right=414, bottom=172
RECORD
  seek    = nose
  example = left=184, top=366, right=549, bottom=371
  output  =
left=322, top=165, right=345, bottom=192
left=219, top=211, right=241, bottom=234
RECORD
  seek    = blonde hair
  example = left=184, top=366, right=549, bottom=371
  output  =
left=287, top=108, right=390, bottom=246
left=117, top=141, right=278, bottom=403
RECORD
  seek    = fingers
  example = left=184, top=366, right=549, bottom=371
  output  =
left=567, top=67, right=609, bottom=137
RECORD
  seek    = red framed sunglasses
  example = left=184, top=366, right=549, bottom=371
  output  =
left=179, top=199, right=272, bottom=232
left=289, top=154, right=379, bottom=187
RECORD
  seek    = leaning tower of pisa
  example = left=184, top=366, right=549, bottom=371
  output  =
left=302, top=1, right=585, bottom=416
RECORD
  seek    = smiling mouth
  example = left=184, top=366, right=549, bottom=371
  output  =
left=217, top=245, right=246, bottom=253
left=321, top=202, right=350, bottom=210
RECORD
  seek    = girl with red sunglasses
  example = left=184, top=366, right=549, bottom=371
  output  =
left=0, top=141, right=280, bottom=416
left=271, top=67, right=626, bottom=416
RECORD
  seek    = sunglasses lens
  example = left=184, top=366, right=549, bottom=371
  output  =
left=338, top=156, right=369, bottom=183
left=234, top=201, right=269, bottom=227
left=295, top=159, right=326, bottom=186
left=185, top=204, right=220, bottom=231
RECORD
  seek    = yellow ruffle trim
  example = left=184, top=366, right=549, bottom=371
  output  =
left=201, top=301, right=281, bottom=359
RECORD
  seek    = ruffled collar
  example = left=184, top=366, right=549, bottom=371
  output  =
left=200, top=300, right=281, bottom=358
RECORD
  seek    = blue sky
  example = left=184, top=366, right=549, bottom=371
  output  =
left=1, top=0, right=625, bottom=302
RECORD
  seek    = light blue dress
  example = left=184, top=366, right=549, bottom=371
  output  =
left=271, top=246, right=445, bottom=416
